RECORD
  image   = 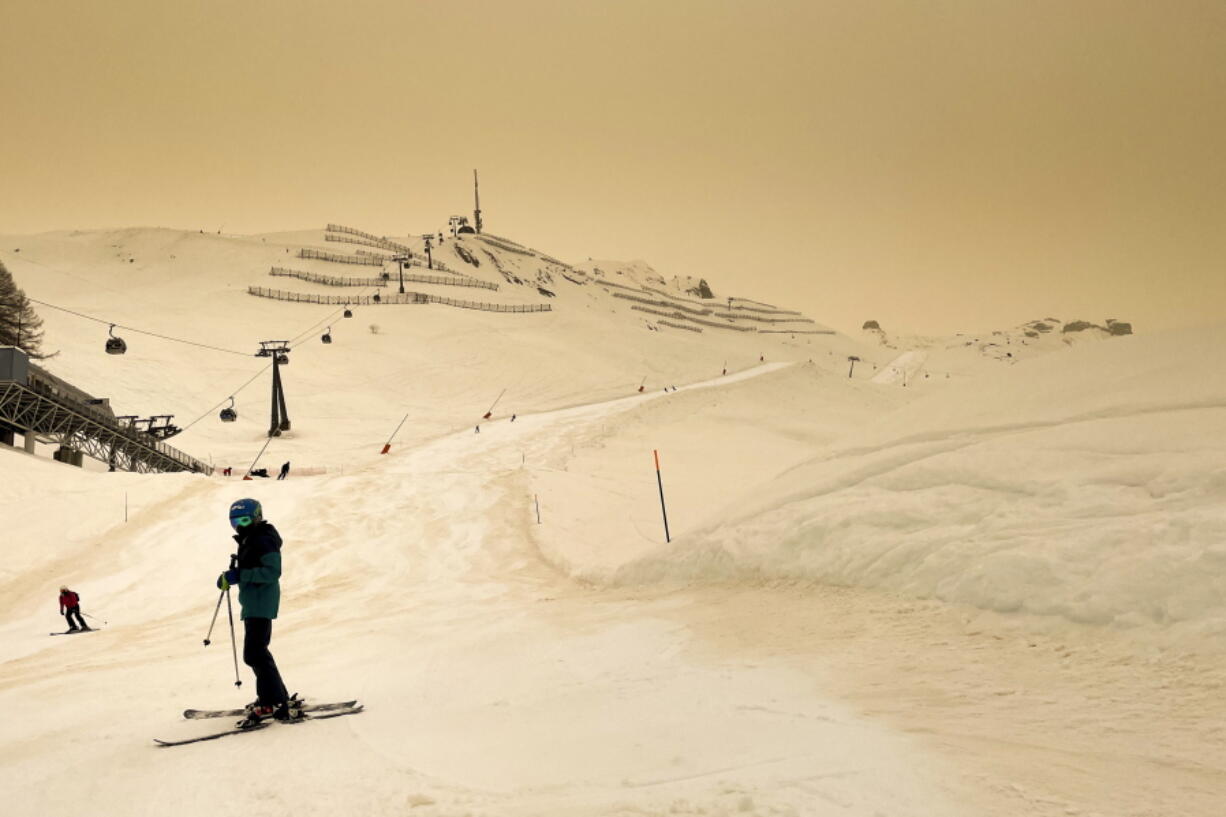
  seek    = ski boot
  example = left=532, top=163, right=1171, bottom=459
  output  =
left=236, top=703, right=275, bottom=729
left=273, top=693, right=305, bottom=722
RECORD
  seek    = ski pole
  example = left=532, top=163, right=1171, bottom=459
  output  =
left=81, top=611, right=109, bottom=626
left=203, top=588, right=225, bottom=646
left=225, top=587, right=242, bottom=688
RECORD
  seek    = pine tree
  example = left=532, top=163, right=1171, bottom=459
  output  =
left=0, top=259, right=52, bottom=358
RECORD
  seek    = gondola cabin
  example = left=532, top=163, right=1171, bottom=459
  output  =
left=105, top=325, right=127, bottom=355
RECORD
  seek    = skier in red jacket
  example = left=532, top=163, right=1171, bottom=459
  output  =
left=58, top=586, right=90, bottom=632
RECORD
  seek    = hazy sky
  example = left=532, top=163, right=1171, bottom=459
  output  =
left=3, top=1, right=1223, bottom=335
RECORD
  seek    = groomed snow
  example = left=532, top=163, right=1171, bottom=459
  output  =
left=1, top=228, right=1223, bottom=816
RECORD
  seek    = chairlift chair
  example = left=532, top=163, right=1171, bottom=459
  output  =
left=344, top=306, right=353, bottom=318
left=105, top=324, right=127, bottom=355
left=321, top=327, right=332, bottom=344
left=275, top=352, right=289, bottom=365
left=373, top=292, right=381, bottom=303
left=219, top=396, right=237, bottom=422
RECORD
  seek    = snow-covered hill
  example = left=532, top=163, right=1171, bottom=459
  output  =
left=1, top=227, right=1222, bottom=817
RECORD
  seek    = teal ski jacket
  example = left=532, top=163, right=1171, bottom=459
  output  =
left=232, top=521, right=282, bottom=620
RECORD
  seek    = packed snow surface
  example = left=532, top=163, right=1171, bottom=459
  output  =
left=1, top=228, right=1223, bottom=816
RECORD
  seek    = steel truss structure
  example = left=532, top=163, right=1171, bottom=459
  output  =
left=0, top=381, right=212, bottom=475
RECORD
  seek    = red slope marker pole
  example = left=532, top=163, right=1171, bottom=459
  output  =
left=382, top=413, right=409, bottom=454
left=654, top=449, right=671, bottom=543
left=483, top=388, right=506, bottom=420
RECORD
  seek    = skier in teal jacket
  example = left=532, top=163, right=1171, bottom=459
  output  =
left=217, top=498, right=293, bottom=725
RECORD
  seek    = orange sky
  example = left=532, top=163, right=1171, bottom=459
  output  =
left=2, top=1, right=1223, bottom=335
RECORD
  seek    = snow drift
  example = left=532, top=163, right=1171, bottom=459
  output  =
left=553, top=325, right=1226, bottom=641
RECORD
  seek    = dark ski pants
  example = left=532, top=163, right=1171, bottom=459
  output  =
left=243, top=617, right=288, bottom=706
left=64, top=605, right=86, bottom=630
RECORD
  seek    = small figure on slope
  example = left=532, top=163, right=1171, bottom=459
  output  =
left=58, top=586, right=90, bottom=632
left=217, top=498, right=297, bottom=727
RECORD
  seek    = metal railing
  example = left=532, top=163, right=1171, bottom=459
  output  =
left=299, top=248, right=385, bottom=266
left=595, top=278, right=649, bottom=293
left=248, top=287, right=551, bottom=313
left=0, top=361, right=212, bottom=474
left=628, top=305, right=755, bottom=332
left=270, top=267, right=387, bottom=287
left=612, top=291, right=714, bottom=316
left=473, top=234, right=536, bottom=257
left=710, top=311, right=816, bottom=324
left=658, top=319, right=702, bottom=333
left=325, top=224, right=415, bottom=255
left=249, top=287, right=426, bottom=305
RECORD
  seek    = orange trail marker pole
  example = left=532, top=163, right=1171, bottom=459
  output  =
left=382, top=413, right=408, bottom=454
left=653, top=449, right=671, bottom=543
left=244, top=435, right=274, bottom=480
left=483, top=388, right=506, bottom=420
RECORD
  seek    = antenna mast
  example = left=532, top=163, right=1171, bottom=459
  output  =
left=473, top=168, right=483, bottom=234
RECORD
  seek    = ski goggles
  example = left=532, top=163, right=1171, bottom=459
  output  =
left=230, top=514, right=255, bottom=529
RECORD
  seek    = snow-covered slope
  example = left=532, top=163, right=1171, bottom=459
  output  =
left=587, top=324, right=1226, bottom=640
left=1, top=227, right=1218, bottom=817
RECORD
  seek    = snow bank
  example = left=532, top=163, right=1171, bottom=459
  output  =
left=597, top=325, right=1226, bottom=641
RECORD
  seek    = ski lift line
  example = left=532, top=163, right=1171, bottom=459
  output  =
left=27, top=298, right=252, bottom=357
left=287, top=304, right=350, bottom=348
left=177, top=364, right=272, bottom=434
left=286, top=288, right=374, bottom=348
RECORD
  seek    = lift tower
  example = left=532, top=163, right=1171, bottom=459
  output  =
left=473, top=169, right=483, bottom=234
left=256, top=341, right=292, bottom=437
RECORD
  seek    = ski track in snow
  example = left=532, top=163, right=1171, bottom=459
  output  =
left=3, top=230, right=1225, bottom=815
left=0, top=363, right=971, bottom=817
left=3, top=359, right=1224, bottom=816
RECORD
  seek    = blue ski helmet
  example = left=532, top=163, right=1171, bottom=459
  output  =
left=229, top=498, right=263, bottom=529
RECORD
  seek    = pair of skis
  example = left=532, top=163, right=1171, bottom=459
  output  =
left=49, top=628, right=101, bottom=636
left=155, top=699, right=363, bottom=747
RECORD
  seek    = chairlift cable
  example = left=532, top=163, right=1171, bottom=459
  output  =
left=288, top=304, right=350, bottom=348
left=27, top=298, right=251, bottom=357
left=177, top=364, right=271, bottom=434
left=287, top=286, right=377, bottom=348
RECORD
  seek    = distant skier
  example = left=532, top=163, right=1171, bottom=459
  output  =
left=217, top=499, right=295, bottom=726
left=510, top=414, right=516, bottom=422
left=58, top=586, right=90, bottom=632
left=277, top=461, right=290, bottom=480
